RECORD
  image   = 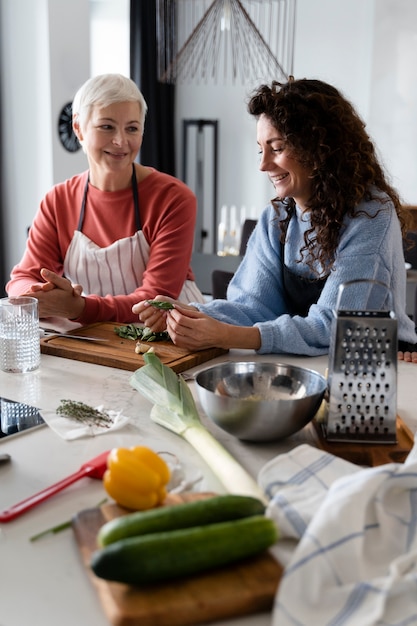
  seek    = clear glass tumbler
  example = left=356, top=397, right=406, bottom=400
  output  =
left=0, top=297, right=40, bottom=373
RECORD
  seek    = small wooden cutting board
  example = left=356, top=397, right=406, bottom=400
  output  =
left=40, top=323, right=228, bottom=373
left=72, top=493, right=282, bottom=626
left=313, top=414, right=414, bottom=466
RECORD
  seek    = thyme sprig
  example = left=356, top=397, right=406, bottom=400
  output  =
left=56, top=400, right=113, bottom=428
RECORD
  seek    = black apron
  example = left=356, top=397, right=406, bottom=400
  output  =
left=281, top=211, right=328, bottom=316
left=281, top=211, right=417, bottom=350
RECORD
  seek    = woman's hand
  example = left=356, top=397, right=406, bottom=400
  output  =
left=165, top=305, right=262, bottom=351
left=23, top=268, right=85, bottom=320
left=166, top=305, right=230, bottom=350
left=133, top=297, right=262, bottom=350
left=132, top=296, right=197, bottom=333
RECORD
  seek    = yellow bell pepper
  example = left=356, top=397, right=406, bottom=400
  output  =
left=103, top=446, right=171, bottom=511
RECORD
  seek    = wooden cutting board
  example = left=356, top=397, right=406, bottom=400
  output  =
left=72, top=493, right=283, bottom=626
left=40, top=323, right=228, bottom=373
left=313, top=414, right=414, bottom=466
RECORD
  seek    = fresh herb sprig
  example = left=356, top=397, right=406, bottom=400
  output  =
left=146, top=300, right=175, bottom=310
left=56, top=400, right=113, bottom=428
left=114, top=324, right=170, bottom=342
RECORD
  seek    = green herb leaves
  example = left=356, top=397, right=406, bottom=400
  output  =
left=114, top=324, right=170, bottom=342
left=146, top=300, right=175, bottom=310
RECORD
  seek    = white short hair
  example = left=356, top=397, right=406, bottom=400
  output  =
left=72, top=73, right=148, bottom=132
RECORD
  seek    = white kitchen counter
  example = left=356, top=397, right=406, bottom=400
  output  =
left=1, top=350, right=416, bottom=626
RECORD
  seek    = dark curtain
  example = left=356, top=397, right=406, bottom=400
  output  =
left=130, top=0, right=176, bottom=176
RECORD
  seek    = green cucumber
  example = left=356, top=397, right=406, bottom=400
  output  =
left=97, top=494, right=266, bottom=547
left=91, top=515, right=278, bottom=585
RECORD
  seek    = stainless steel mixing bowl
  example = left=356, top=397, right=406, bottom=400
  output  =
left=195, top=361, right=327, bottom=442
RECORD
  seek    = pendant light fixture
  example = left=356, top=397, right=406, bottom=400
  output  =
left=156, top=0, right=296, bottom=85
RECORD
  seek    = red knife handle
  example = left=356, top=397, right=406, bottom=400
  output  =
left=0, top=468, right=86, bottom=522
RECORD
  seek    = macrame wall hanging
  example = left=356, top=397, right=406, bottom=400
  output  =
left=156, top=0, right=296, bottom=85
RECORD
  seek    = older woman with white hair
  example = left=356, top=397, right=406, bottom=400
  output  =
left=7, top=73, right=204, bottom=327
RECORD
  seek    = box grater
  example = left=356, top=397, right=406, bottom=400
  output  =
left=324, top=279, right=397, bottom=444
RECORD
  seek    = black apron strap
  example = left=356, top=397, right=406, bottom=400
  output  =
left=77, top=173, right=90, bottom=231
left=77, top=164, right=141, bottom=233
left=131, top=164, right=141, bottom=231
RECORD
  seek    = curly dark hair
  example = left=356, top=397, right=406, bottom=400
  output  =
left=247, top=78, right=411, bottom=274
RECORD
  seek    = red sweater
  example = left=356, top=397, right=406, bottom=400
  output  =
left=7, top=169, right=197, bottom=324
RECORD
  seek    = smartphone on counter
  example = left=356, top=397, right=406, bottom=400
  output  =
left=0, top=397, right=45, bottom=439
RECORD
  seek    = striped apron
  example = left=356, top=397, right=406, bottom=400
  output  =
left=63, top=166, right=204, bottom=304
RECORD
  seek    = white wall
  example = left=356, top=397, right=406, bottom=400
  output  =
left=0, top=0, right=90, bottom=280
left=369, top=0, right=417, bottom=203
left=1, top=0, right=51, bottom=278
left=175, top=0, right=376, bottom=253
left=47, top=0, right=91, bottom=184
left=293, top=0, right=375, bottom=119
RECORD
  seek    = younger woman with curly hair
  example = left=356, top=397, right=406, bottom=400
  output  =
left=133, top=77, right=417, bottom=362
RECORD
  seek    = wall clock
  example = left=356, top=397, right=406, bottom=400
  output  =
left=58, top=102, right=81, bottom=153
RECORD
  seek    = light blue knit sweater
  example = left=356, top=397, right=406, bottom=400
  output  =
left=193, top=196, right=417, bottom=355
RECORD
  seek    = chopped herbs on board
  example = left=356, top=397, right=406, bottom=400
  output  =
left=114, top=324, right=170, bottom=342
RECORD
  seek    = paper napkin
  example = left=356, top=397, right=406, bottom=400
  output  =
left=40, top=405, right=131, bottom=440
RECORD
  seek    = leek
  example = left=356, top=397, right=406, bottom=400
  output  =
left=130, top=353, right=267, bottom=504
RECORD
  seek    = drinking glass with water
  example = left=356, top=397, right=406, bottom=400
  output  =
left=0, top=296, right=40, bottom=373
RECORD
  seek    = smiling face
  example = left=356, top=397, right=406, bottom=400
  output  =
left=256, top=114, right=313, bottom=211
left=73, top=100, right=143, bottom=188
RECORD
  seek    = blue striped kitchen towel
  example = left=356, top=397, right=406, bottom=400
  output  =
left=258, top=440, right=417, bottom=625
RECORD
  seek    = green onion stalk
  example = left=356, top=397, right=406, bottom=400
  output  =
left=130, top=353, right=268, bottom=505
